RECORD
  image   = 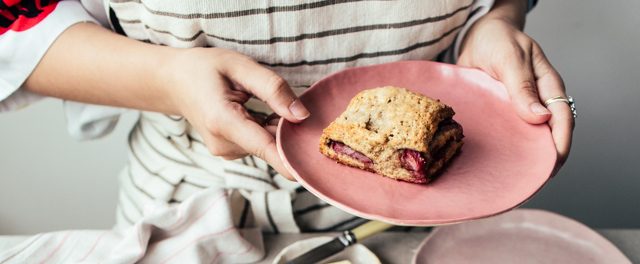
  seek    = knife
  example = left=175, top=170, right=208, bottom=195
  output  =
left=284, top=220, right=394, bottom=264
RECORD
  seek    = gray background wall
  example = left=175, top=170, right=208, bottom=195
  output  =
left=1, top=0, right=639, bottom=235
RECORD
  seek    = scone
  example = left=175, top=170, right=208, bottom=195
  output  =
left=319, top=86, right=464, bottom=183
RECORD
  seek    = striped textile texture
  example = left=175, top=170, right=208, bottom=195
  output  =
left=109, top=0, right=486, bottom=233
left=117, top=111, right=363, bottom=234
left=110, top=0, right=475, bottom=87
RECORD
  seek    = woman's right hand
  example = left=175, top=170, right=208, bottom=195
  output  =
left=23, top=22, right=308, bottom=181
left=162, top=48, right=309, bottom=181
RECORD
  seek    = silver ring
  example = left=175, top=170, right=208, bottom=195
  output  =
left=544, top=96, right=577, bottom=119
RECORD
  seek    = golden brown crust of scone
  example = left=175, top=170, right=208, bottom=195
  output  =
left=322, top=86, right=454, bottom=153
left=319, top=86, right=462, bottom=183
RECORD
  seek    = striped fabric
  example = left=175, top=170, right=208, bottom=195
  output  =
left=118, top=111, right=363, bottom=233
left=110, top=0, right=477, bottom=86
left=109, top=0, right=493, bottom=233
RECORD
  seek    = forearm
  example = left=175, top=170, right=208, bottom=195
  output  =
left=22, top=22, right=181, bottom=115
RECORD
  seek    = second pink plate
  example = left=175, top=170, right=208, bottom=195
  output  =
left=277, top=61, right=556, bottom=226
left=412, top=209, right=631, bottom=263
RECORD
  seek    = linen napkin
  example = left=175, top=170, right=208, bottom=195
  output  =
left=0, top=188, right=264, bottom=264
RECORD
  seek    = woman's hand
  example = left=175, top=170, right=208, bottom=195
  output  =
left=163, top=48, right=309, bottom=180
left=23, top=22, right=307, bottom=181
left=457, top=0, right=575, bottom=176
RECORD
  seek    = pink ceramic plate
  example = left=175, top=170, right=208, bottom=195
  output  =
left=276, top=61, right=556, bottom=226
left=412, top=209, right=632, bottom=264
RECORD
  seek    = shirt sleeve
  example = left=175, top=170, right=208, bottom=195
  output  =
left=0, top=0, right=97, bottom=110
left=1, top=0, right=129, bottom=140
left=527, top=0, right=538, bottom=12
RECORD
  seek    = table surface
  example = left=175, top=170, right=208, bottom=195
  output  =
left=2, top=229, right=638, bottom=263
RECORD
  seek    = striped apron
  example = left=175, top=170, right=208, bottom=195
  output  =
left=108, top=0, right=487, bottom=233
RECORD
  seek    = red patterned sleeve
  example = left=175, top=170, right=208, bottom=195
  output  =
left=0, top=0, right=59, bottom=35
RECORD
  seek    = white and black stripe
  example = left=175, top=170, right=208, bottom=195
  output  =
left=110, top=0, right=374, bottom=20
left=114, top=111, right=370, bottom=233
left=258, top=22, right=467, bottom=68
left=110, top=0, right=480, bottom=86
left=116, top=3, right=473, bottom=45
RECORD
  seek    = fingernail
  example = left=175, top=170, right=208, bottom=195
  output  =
left=289, top=100, right=310, bottom=120
left=530, top=102, right=551, bottom=116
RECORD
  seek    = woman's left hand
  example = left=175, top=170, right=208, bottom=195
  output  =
left=457, top=0, right=575, bottom=176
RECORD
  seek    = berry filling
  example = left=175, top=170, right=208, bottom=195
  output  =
left=330, top=140, right=373, bottom=165
left=400, top=149, right=427, bottom=182
left=399, top=119, right=463, bottom=182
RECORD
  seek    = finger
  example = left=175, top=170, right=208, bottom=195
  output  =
left=265, top=113, right=281, bottom=126
left=265, top=125, right=278, bottom=137
left=267, top=116, right=281, bottom=127
left=220, top=102, right=296, bottom=181
left=265, top=114, right=281, bottom=136
left=251, top=113, right=267, bottom=126
left=530, top=43, right=574, bottom=175
left=547, top=102, right=574, bottom=177
left=265, top=115, right=281, bottom=137
left=499, top=41, right=551, bottom=125
left=203, top=135, right=250, bottom=157
left=223, top=57, right=310, bottom=123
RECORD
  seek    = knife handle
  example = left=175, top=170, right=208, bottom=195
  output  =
left=351, top=220, right=394, bottom=241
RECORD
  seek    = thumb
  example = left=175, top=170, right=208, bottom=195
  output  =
left=224, top=56, right=310, bottom=123
left=499, top=49, right=551, bottom=125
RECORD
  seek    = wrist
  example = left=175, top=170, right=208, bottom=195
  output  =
left=156, top=47, right=225, bottom=118
left=458, top=0, right=528, bottom=59
left=152, top=46, right=186, bottom=116
left=485, top=0, right=528, bottom=30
